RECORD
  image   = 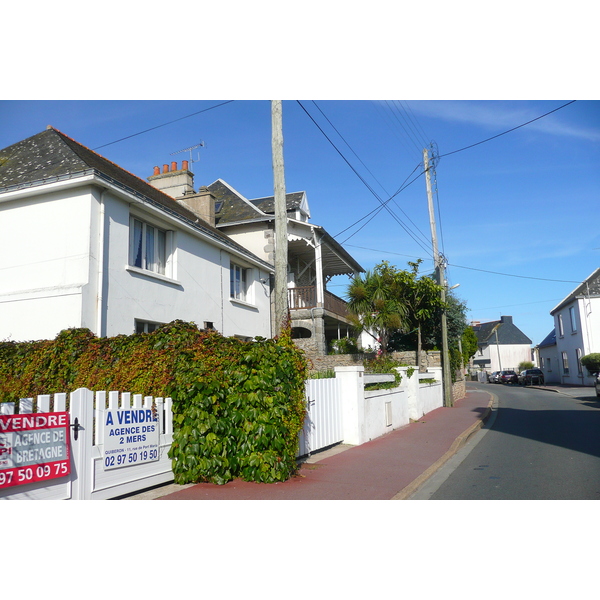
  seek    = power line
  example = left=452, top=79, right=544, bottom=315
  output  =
left=296, top=101, right=433, bottom=255
left=93, top=101, right=235, bottom=150
left=436, top=100, right=577, bottom=159
left=308, top=101, right=431, bottom=248
left=345, top=243, right=582, bottom=284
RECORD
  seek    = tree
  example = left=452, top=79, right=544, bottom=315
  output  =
left=346, top=262, right=408, bottom=355
left=395, top=260, right=445, bottom=372
left=347, top=260, right=445, bottom=368
left=461, top=326, right=479, bottom=367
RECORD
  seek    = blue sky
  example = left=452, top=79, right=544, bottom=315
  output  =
left=2, top=99, right=598, bottom=346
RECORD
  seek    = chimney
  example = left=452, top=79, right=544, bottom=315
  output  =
left=148, top=161, right=195, bottom=198
left=175, top=186, right=216, bottom=227
left=500, top=316, right=513, bottom=325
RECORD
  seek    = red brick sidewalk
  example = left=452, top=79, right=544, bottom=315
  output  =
left=156, top=384, right=493, bottom=501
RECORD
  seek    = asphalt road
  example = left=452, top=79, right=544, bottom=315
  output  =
left=413, top=382, right=600, bottom=500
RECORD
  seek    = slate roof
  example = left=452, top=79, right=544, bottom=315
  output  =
left=0, top=128, right=273, bottom=271
left=472, top=316, right=532, bottom=346
left=537, top=329, right=557, bottom=348
left=551, top=267, right=600, bottom=314
left=207, top=179, right=305, bottom=225
left=250, top=192, right=305, bottom=215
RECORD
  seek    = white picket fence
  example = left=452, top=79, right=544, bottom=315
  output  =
left=0, top=388, right=173, bottom=500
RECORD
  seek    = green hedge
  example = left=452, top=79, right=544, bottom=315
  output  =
left=0, top=321, right=309, bottom=484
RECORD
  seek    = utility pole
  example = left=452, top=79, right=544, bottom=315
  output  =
left=272, top=101, right=289, bottom=336
left=423, top=148, right=453, bottom=407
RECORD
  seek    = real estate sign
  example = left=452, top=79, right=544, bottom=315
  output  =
left=0, top=412, right=71, bottom=489
left=103, top=408, right=159, bottom=470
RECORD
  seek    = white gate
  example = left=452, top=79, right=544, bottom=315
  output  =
left=298, top=377, right=343, bottom=457
left=1, top=388, right=173, bottom=500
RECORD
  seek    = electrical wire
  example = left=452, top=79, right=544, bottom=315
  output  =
left=309, top=101, right=431, bottom=248
left=345, top=243, right=583, bottom=284
left=296, top=101, right=433, bottom=255
left=437, top=100, right=577, bottom=159
left=93, top=101, right=235, bottom=150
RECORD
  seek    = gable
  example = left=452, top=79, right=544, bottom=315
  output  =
left=551, top=267, right=600, bottom=314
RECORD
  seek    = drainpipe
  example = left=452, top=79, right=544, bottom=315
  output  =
left=96, top=190, right=106, bottom=337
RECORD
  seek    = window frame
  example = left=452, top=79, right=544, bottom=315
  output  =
left=569, top=306, right=577, bottom=333
left=129, top=215, right=173, bottom=278
left=557, top=313, right=564, bottom=337
left=561, top=351, right=570, bottom=375
left=230, top=262, right=254, bottom=304
left=135, top=319, right=163, bottom=334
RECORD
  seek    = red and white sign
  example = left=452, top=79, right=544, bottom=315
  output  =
left=0, top=412, right=71, bottom=489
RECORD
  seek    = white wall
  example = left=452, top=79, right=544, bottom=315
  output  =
left=478, top=343, right=532, bottom=373
left=0, top=187, right=94, bottom=340
left=0, top=179, right=272, bottom=342
left=553, top=298, right=599, bottom=386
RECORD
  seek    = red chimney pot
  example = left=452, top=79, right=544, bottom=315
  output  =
left=163, top=164, right=169, bottom=173
left=153, top=166, right=160, bottom=176
left=171, top=161, right=177, bottom=172
left=182, top=160, right=189, bottom=170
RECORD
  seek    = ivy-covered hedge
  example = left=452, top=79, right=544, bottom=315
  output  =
left=0, top=321, right=309, bottom=484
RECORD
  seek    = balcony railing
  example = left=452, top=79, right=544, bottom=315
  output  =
left=287, top=286, right=349, bottom=319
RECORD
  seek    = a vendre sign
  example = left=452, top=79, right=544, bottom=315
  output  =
left=0, top=412, right=71, bottom=489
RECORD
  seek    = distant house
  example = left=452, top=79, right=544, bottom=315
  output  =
left=537, top=268, right=600, bottom=386
left=535, top=329, right=560, bottom=384
left=470, top=315, right=532, bottom=374
left=0, top=127, right=273, bottom=342
left=198, top=178, right=365, bottom=357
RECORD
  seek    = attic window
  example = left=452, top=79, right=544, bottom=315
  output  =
left=215, top=201, right=223, bottom=214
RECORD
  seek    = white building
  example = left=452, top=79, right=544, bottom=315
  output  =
left=0, top=127, right=273, bottom=342
left=536, top=268, right=600, bottom=386
left=471, top=315, right=533, bottom=374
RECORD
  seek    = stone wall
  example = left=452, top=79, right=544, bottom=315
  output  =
left=452, top=378, right=466, bottom=402
left=294, top=342, right=442, bottom=373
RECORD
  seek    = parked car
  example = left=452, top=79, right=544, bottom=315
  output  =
left=487, top=371, right=501, bottom=383
left=499, top=370, right=518, bottom=384
left=518, top=368, right=545, bottom=386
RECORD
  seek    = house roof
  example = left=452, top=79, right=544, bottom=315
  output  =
left=0, top=128, right=273, bottom=271
left=208, top=179, right=307, bottom=225
left=537, top=329, right=556, bottom=348
left=207, top=178, right=364, bottom=277
left=550, top=267, right=600, bottom=314
left=472, top=315, right=532, bottom=346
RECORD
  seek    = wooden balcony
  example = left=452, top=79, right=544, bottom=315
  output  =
left=287, top=286, right=349, bottom=319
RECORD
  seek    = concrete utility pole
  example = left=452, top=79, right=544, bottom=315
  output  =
left=272, top=101, right=289, bottom=336
left=423, top=148, right=453, bottom=407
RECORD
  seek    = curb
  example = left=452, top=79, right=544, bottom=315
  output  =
left=391, top=392, right=495, bottom=500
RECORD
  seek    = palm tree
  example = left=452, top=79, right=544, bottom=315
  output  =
left=346, top=263, right=408, bottom=355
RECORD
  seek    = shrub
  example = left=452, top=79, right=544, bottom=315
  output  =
left=580, top=353, right=600, bottom=375
left=518, top=361, right=534, bottom=372
left=0, top=321, right=309, bottom=485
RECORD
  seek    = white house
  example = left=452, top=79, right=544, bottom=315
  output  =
left=470, top=315, right=533, bottom=374
left=0, top=127, right=273, bottom=342
left=204, top=178, right=365, bottom=357
left=536, top=268, right=600, bottom=386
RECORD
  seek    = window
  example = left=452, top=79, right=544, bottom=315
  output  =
left=230, top=263, right=251, bottom=302
left=129, top=217, right=169, bottom=276
left=576, top=348, right=583, bottom=375
left=135, top=320, right=162, bottom=334
left=561, top=351, right=569, bottom=375
left=547, top=358, right=552, bottom=372
left=569, top=306, right=577, bottom=333
left=557, top=313, right=564, bottom=337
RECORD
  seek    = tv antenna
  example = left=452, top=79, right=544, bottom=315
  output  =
left=170, top=141, right=205, bottom=173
